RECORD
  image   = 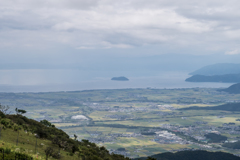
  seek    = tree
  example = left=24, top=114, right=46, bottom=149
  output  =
left=15, top=108, right=26, bottom=115
left=45, top=147, right=53, bottom=160
left=15, top=108, right=18, bottom=115
left=72, top=145, right=79, bottom=153
left=18, top=109, right=27, bottom=115
left=146, top=157, right=157, bottom=160
left=40, top=119, right=55, bottom=127
left=74, top=134, right=78, bottom=140
left=0, top=104, right=10, bottom=115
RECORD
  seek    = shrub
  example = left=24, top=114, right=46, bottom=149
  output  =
left=22, top=124, right=28, bottom=130
left=0, top=119, right=8, bottom=126
left=0, top=111, right=6, bottom=118
left=5, top=148, right=11, bottom=154
left=35, top=128, right=48, bottom=138
left=14, top=126, right=18, bottom=131
left=45, top=147, right=54, bottom=160
left=15, top=152, right=33, bottom=159
left=72, top=145, right=79, bottom=153
left=100, top=146, right=107, bottom=151
left=51, top=151, right=61, bottom=159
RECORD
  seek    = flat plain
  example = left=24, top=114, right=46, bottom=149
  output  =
left=1, top=88, right=240, bottom=158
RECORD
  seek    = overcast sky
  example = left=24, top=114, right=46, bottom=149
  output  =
left=1, top=0, right=240, bottom=70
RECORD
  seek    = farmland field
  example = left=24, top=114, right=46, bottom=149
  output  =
left=1, top=88, right=240, bottom=158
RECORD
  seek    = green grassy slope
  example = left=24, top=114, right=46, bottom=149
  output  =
left=0, top=111, right=130, bottom=160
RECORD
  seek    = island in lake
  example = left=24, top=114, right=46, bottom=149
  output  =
left=111, top=76, right=129, bottom=81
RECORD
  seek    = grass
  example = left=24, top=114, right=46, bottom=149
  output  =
left=0, top=128, right=80, bottom=160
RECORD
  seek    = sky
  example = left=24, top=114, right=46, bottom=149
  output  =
left=1, top=0, right=240, bottom=71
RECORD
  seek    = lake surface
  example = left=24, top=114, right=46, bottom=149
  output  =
left=0, top=69, right=233, bottom=92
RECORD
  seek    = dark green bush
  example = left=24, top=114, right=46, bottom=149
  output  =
left=14, top=126, right=18, bottom=131
left=4, top=148, right=11, bottom=154
left=0, top=111, right=6, bottom=118
left=0, top=119, right=8, bottom=126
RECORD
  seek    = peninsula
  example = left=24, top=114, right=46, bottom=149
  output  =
left=185, top=74, right=240, bottom=83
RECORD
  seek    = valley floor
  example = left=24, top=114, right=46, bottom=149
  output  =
left=1, top=88, right=240, bottom=158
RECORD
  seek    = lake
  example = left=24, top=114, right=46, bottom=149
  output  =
left=0, top=69, right=233, bottom=92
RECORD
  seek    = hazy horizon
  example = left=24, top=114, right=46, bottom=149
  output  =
left=1, top=0, right=240, bottom=91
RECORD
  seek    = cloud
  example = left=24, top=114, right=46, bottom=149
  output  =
left=0, top=0, right=240, bottom=55
left=225, top=49, right=240, bottom=55
left=71, top=115, right=89, bottom=120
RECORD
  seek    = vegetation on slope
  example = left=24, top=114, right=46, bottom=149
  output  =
left=220, top=83, right=240, bottom=94
left=0, top=147, right=33, bottom=159
left=204, top=133, right=227, bottom=143
left=179, top=103, right=240, bottom=111
left=0, top=104, right=131, bottom=160
left=134, top=150, right=240, bottom=160
left=223, top=141, right=240, bottom=149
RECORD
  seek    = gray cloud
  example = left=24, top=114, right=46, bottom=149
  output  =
left=0, top=0, right=240, bottom=57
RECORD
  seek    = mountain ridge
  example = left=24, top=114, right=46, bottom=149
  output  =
left=189, top=63, right=240, bottom=76
left=220, top=83, right=240, bottom=94
left=185, top=74, right=240, bottom=83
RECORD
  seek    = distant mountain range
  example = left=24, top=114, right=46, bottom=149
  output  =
left=186, top=63, right=240, bottom=83
left=185, top=74, right=240, bottom=83
left=189, top=63, right=240, bottom=76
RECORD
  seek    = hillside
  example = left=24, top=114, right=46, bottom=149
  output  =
left=133, top=150, right=240, bottom=160
left=0, top=107, right=130, bottom=160
left=223, top=141, right=240, bottom=149
left=185, top=74, right=240, bottom=83
left=179, top=103, right=240, bottom=111
left=189, top=63, right=240, bottom=76
left=204, top=133, right=227, bottom=143
left=220, top=83, right=240, bottom=94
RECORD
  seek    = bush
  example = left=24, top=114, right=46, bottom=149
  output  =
left=51, top=151, right=61, bottom=159
left=0, top=119, right=8, bottom=126
left=72, top=145, right=79, bottom=153
left=0, top=111, right=6, bottom=118
left=4, top=148, right=11, bottom=154
left=15, top=152, right=33, bottom=159
left=35, top=128, right=48, bottom=138
left=22, top=124, right=28, bottom=130
left=14, top=126, right=19, bottom=131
